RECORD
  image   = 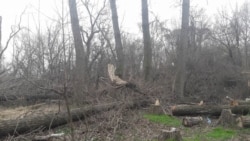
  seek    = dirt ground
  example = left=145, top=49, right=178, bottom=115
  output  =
left=1, top=102, right=250, bottom=141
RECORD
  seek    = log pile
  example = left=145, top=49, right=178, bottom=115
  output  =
left=171, top=97, right=250, bottom=128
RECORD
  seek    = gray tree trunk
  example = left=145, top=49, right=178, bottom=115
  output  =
left=68, top=0, right=85, bottom=80
left=141, top=0, right=152, bottom=81
left=0, top=16, right=2, bottom=68
left=68, top=0, right=86, bottom=100
left=175, top=0, right=190, bottom=98
left=109, top=0, right=124, bottom=77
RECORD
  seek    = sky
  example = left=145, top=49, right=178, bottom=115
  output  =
left=0, top=0, right=246, bottom=62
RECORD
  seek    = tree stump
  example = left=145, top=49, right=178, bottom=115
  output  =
left=182, top=116, right=203, bottom=127
left=217, top=109, right=236, bottom=127
left=237, top=116, right=250, bottom=128
left=148, top=99, right=165, bottom=115
left=148, top=105, right=164, bottom=115
left=158, top=128, right=182, bottom=141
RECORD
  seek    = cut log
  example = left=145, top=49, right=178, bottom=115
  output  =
left=225, top=96, right=250, bottom=105
left=237, top=116, right=250, bottom=128
left=158, top=128, right=182, bottom=141
left=182, top=116, right=203, bottom=127
left=172, top=105, right=250, bottom=116
left=217, top=109, right=236, bottom=127
left=238, top=100, right=250, bottom=105
left=0, top=99, right=150, bottom=138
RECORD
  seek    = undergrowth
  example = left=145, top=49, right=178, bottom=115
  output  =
left=144, top=114, right=239, bottom=141
left=184, top=127, right=237, bottom=141
left=143, top=114, right=181, bottom=126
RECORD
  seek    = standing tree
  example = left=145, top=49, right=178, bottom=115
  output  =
left=68, top=0, right=85, bottom=81
left=240, top=3, right=250, bottom=70
left=0, top=16, right=2, bottom=69
left=109, top=0, right=124, bottom=77
left=141, top=0, right=152, bottom=81
left=175, top=0, right=190, bottom=98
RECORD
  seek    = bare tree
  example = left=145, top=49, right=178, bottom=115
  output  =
left=240, top=2, right=250, bottom=70
left=80, top=0, right=107, bottom=81
left=175, top=0, right=190, bottom=98
left=141, top=0, right=152, bottom=81
left=0, top=16, right=23, bottom=66
left=212, top=8, right=242, bottom=66
left=68, top=0, right=85, bottom=80
left=109, top=0, right=124, bottom=77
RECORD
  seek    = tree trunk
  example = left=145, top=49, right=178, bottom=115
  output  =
left=175, top=0, right=190, bottom=98
left=68, top=0, right=85, bottom=80
left=0, top=16, right=2, bottom=68
left=141, top=0, right=152, bottom=81
left=172, top=105, right=250, bottom=116
left=0, top=100, right=150, bottom=138
left=109, top=0, right=124, bottom=78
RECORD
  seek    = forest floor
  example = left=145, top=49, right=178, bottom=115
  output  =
left=1, top=102, right=250, bottom=141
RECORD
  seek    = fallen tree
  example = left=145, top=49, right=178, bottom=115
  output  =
left=237, top=116, right=250, bottom=128
left=172, top=105, right=250, bottom=116
left=182, top=116, right=203, bottom=127
left=0, top=99, right=150, bottom=138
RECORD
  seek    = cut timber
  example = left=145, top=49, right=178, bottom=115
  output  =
left=217, top=109, right=236, bottom=127
left=237, top=116, right=250, bottom=128
left=182, top=116, right=203, bottom=127
left=158, top=128, right=182, bottom=141
left=0, top=99, right=150, bottom=137
left=238, top=100, right=250, bottom=105
left=172, top=105, right=250, bottom=116
left=108, top=64, right=127, bottom=85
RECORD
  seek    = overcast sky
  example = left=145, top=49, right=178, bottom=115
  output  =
left=0, top=0, right=246, bottom=61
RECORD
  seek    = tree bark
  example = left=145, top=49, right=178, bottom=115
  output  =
left=68, top=0, right=85, bottom=80
left=175, top=0, right=190, bottom=98
left=0, top=100, right=150, bottom=138
left=109, top=0, right=124, bottom=78
left=0, top=16, right=2, bottom=68
left=141, top=0, right=152, bottom=81
left=0, top=16, right=1, bottom=46
left=172, top=105, right=250, bottom=116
